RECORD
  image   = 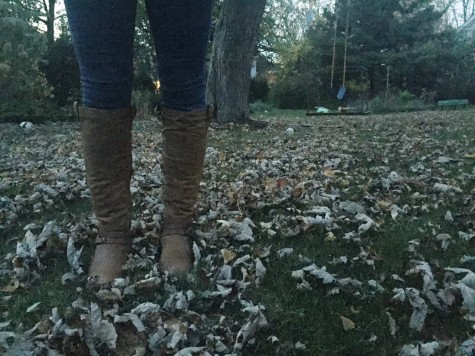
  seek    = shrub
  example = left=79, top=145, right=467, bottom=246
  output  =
left=369, top=89, right=435, bottom=113
left=269, top=74, right=312, bottom=109
left=250, top=100, right=273, bottom=113
left=249, top=78, right=270, bottom=103
left=41, top=35, right=80, bottom=108
left=0, top=13, right=57, bottom=122
left=398, top=90, right=414, bottom=103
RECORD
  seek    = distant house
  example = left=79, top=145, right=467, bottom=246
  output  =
left=458, top=14, right=475, bottom=36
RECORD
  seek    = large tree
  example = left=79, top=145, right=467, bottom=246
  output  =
left=11, top=0, right=63, bottom=50
left=207, top=0, right=267, bottom=123
left=316, top=0, right=452, bottom=94
left=259, top=0, right=307, bottom=56
left=269, top=0, right=475, bottom=108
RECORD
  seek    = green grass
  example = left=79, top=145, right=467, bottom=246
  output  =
left=0, top=197, right=91, bottom=328
left=256, top=108, right=307, bottom=118
left=2, top=110, right=475, bottom=354
left=244, top=207, right=473, bottom=355
left=238, top=110, right=475, bottom=354
left=1, top=256, right=78, bottom=329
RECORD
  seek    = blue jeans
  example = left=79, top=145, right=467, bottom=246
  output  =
left=64, top=0, right=212, bottom=111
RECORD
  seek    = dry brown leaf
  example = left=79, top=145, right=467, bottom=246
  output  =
left=221, top=249, right=237, bottom=264
left=377, top=200, right=392, bottom=211
left=323, top=168, right=336, bottom=177
left=340, top=316, right=356, bottom=331
left=2, top=279, right=19, bottom=293
left=292, top=185, right=304, bottom=198
left=325, top=231, right=336, bottom=242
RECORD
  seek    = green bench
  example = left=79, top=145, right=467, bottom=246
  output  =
left=438, top=99, right=469, bottom=109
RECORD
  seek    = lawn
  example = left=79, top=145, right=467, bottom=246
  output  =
left=1, top=109, right=475, bottom=355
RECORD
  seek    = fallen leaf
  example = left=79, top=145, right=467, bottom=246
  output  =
left=26, top=302, right=41, bottom=313
left=277, top=248, right=294, bottom=257
left=221, top=249, right=236, bottom=264
left=0, top=331, right=15, bottom=349
left=234, top=312, right=268, bottom=351
left=96, top=320, right=118, bottom=350
left=325, top=231, right=336, bottom=242
left=386, top=312, right=398, bottom=338
left=323, top=168, right=336, bottom=177
left=420, top=341, right=440, bottom=356
left=1, top=279, right=19, bottom=293
left=66, top=235, right=84, bottom=275
left=340, top=316, right=355, bottom=331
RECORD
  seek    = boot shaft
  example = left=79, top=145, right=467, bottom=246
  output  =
left=161, top=108, right=210, bottom=236
left=76, top=104, right=135, bottom=240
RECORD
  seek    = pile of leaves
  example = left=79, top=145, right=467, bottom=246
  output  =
left=1, top=110, right=475, bottom=355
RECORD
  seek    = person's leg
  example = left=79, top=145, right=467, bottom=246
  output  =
left=65, top=0, right=137, bottom=109
left=146, top=0, right=213, bottom=272
left=65, top=0, right=137, bottom=286
left=146, top=0, right=212, bottom=111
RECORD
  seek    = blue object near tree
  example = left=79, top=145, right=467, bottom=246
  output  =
left=337, top=86, right=346, bottom=100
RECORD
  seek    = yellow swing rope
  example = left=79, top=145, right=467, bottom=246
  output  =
left=330, top=10, right=337, bottom=88
left=342, top=0, right=350, bottom=88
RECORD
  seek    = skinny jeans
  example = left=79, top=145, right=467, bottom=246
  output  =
left=64, top=0, right=213, bottom=111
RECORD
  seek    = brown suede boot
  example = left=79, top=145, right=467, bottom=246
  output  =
left=160, top=108, right=210, bottom=273
left=75, top=103, right=135, bottom=287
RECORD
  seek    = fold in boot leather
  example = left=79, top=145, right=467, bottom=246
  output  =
left=76, top=103, right=135, bottom=286
left=160, top=108, right=210, bottom=273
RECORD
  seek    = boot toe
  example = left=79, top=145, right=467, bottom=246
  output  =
left=87, top=244, right=129, bottom=288
left=160, top=235, right=193, bottom=274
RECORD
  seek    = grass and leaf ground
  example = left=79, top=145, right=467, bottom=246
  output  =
left=1, top=109, right=475, bottom=355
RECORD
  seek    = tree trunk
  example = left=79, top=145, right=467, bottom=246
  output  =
left=45, top=0, right=56, bottom=49
left=207, top=0, right=267, bottom=123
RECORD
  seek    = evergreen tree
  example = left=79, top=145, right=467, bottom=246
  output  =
left=0, top=1, right=55, bottom=120
left=270, top=0, right=475, bottom=108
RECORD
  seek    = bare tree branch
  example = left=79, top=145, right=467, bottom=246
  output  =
left=42, top=0, right=49, bottom=14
